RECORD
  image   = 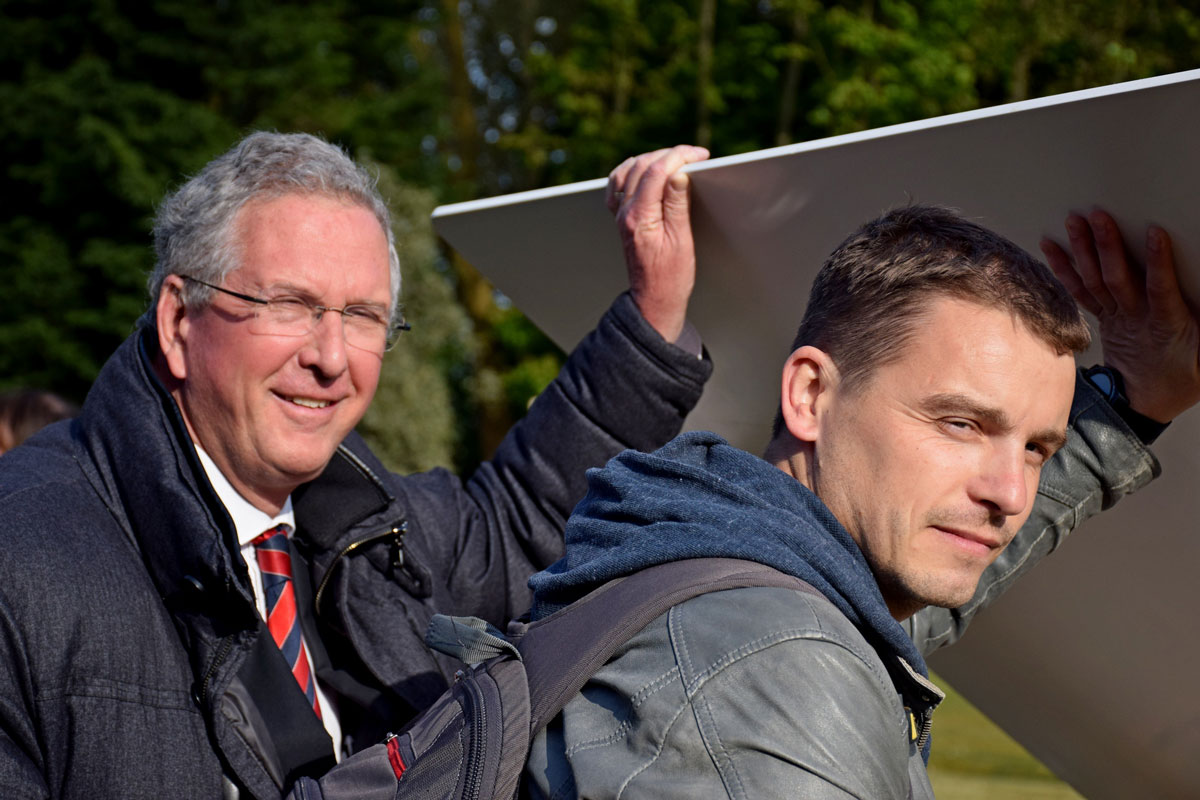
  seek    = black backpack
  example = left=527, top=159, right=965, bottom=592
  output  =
left=286, top=558, right=813, bottom=800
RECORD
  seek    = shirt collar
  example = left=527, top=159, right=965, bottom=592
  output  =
left=195, top=445, right=296, bottom=547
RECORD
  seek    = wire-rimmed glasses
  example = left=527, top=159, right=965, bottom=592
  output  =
left=181, top=275, right=410, bottom=353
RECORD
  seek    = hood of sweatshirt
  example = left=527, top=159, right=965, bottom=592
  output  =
left=528, top=430, right=928, bottom=676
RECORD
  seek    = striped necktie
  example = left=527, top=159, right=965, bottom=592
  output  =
left=251, top=524, right=322, bottom=720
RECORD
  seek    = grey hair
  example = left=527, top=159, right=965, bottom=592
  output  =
left=146, top=131, right=401, bottom=324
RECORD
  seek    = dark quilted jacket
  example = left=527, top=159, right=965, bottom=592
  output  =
left=0, top=292, right=711, bottom=799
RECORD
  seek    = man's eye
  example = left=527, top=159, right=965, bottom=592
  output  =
left=1025, top=442, right=1049, bottom=464
left=940, top=419, right=975, bottom=433
left=270, top=297, right=309, bottom=310
left=264, top=297, right=310, bottom=322
left=344, top=306, right=386, bottom=324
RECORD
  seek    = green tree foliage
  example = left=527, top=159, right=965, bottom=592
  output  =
left=453, top=0, right=1200, bottom=185
left=2, top=0, right=1198, bottom=474
left=0, top=0, right=474, bottom=470
left=355, top=168, right=474, bottom=474
left=0, top=4, right=235, bottom=398
left=969, top=0, right=1200, bottom=102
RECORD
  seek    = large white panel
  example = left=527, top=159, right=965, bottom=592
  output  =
left=433, top=70, right=1200, bottom=798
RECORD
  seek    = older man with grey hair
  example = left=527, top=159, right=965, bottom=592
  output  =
left=0, top=132, right=713, bottom=798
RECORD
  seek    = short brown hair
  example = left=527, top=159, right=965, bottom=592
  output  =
left=773, top=205, right=1089, bottom=434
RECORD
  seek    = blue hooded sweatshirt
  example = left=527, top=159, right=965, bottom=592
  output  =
left=528, top=430, right=928, bottom=678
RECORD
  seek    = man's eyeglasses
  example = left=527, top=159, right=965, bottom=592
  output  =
left=181, top=275, right=410, bottom=353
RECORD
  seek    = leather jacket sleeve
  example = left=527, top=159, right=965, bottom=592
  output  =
left=905, top=371, right=1161, bottom=656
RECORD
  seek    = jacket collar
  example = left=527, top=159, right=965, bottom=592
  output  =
left=74, top=325, right=252, bottom=618
left=74, top=324, right=395, bottom=618
left=530, top=431, right=930, bottom=676
left=70, top=324, right=410, bottom=792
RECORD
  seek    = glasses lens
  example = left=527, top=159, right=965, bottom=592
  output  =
left=244, top=297, right=398, bottom=353
left=247, top=298, right=313, bottom=337
left=343, top=312, right=389, bottom=353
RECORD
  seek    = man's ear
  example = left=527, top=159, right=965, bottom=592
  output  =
left=156, top=275, right=191, bottom=381
left=779, top=345, right=838, bottom=443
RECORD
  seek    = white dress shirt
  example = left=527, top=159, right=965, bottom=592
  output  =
left=195, top=446, right=343, bottom=759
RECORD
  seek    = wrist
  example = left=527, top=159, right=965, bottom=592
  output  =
left=1082, top=365, right=1170, bottom=445
left=630, top=289, right=688, bottom=344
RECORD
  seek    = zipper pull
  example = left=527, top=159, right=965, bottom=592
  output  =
left=391, top=523, right=408, bottom=571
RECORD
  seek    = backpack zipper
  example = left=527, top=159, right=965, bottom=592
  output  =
left=384, top=732, right=406, bottom=779
left=461, top=673, right=487, bottom=799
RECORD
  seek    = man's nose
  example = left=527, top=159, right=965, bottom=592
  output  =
left=970, top=443, right=1029, bottom=518
left=298, top=310, right=348, bottom=377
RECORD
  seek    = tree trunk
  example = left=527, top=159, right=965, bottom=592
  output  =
left=439, top=0, right=514, bottom=457
left=776, top=4, right=809, bottom=146
left=696, top=0, right=716, bottom=148
left=440, top=0, right=479, bottom=192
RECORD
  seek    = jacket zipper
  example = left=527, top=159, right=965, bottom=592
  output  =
left=896, top=658, right=942, bottom=756
left=198, top=635, right=236, bottom=708
left=313, top=522, right=407, bottom=614
left=916, top=709, right=933, bottom=752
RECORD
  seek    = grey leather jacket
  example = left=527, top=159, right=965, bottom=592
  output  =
left=525, top=376, right=1160, bottom=799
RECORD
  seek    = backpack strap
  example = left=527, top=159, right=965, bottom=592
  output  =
left=426, top=615, right=521, bottom=664
left=516, top=558, right=820, bottom=736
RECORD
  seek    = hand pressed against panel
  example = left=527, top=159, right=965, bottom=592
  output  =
left=1041, top=210, right=1200, bottom=424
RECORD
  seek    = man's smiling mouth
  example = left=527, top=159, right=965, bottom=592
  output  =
left=288, top=396, right=331, bottom=409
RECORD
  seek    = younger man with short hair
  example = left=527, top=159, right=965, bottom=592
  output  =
left=524, top=204, right=1196, bottom=799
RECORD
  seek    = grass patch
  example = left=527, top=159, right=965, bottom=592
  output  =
left=926, top=672, right=1083, bottom=799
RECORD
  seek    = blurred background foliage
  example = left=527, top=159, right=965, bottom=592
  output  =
left=2, top=0, right=1198, bottom=476
left=2, top=1, right=1196, bottom=791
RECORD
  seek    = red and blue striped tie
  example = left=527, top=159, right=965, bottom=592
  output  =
left=252, top=524, right=322, bottom=720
